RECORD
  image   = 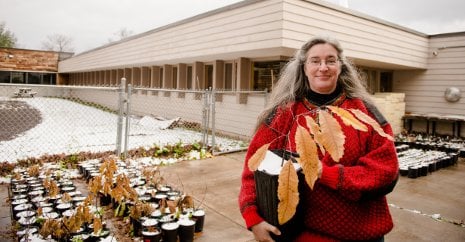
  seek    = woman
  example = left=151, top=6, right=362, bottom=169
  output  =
left=238, top=35, right=399, bottom=242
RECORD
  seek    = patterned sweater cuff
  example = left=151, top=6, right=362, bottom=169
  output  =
left=319, top=164, right=341, bottom=189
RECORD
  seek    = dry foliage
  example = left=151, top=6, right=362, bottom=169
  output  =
left=317, top=109, right=345, bottom=162
left=39, top=219, right=65, bottom=239
left=248, top=107, right=394, bottom=225
left=142, top=166, right=164, bottom=188
left=93, top=217, right=103, bottom=234
left=111, top=174, right=138, bottom=204
left=43, top=178, right=60, bottom=197
left=277, top=160, right=299, bottom=224
left=248, top=143, right=270, bottom=171
left=129, top=201, right=155, bottom=219
left=62, top=192, right=72, bottom=203
left=327, top=106, right=368, bottom=132
left=100, top=157, right=118, bottom=196
left=165, top=194, right=195, bottom=215
left=349, top=109, right=394, bottom=141
left=27, top=164, right=40, bottom=177
left=295, top=125, right=319, bottom=190
left=21, top=154, right=195, bottom=240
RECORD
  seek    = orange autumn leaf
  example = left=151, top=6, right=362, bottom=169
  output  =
left=318, top=110, right=345, bottom=162
left=304, top=116, right=325, bottom=155
left=167, top=200, right=178, bottom=214
left=277, top=159, right=299, bottom=225
left=37, top=207, right=43, bottom=216
left=327, top=106, right=368, bottom=132
left=248, top=143, right=270, bottom=171
left=295, top=125, right=320, bottom=190
left=93, top=217, right=103, bottom=234
left=349, top=109, right=394, bottom=141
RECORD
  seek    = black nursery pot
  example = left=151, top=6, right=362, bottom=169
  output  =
left=407, top=166, right=419, bottom=179
left=131, top=217, right=143, bottom=237
left=99, top=192, right=112, bottom=206
left=399, top=166, right=409, bottom=176
left=192, top=209, right=205, bottom=233
left=142, top=230, right=162, bottom=242
left=420, top=165, right=428, bottom=176
left=254, top=170, right=305, bottom=241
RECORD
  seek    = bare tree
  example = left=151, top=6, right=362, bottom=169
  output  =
left=41, top=34, right=74, bottom=52
left=108, top=27, right=134, bottom=43
left=0, top=21, right=17, bottom=48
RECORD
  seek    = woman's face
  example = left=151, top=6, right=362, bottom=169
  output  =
left=303, top=43, right=341, bottom=94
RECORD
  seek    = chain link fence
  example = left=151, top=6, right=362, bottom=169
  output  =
left=0, top=82, right=247, bottom=163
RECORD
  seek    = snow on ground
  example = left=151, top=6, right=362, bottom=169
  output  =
left=0, top=97, right=247, bottom=163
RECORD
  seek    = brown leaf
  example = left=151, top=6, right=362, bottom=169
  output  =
left=304, top=116, right=325, bottom=155
left=318, top=110, right=345, bottom=162
left=62, top=192, right=72, bottom=203
left=277, top=160, right=299, bottom=225
left=327, top=106, right=368, bottom=131
left=247, top=143, right=270, bottom=171
left=93, top=217, right=102, bottom=234
left=295, top=125, right=320, bottom=190
left=181, top=195, right=194, bottom=209
left=167, top=200, right=178, bottom=214
left=349, top=109, right=394, bottom=141
left=37, top=207, right=43, bottom=216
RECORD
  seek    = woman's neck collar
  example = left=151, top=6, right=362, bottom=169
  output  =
left=304, top=85, right=344, bottom=107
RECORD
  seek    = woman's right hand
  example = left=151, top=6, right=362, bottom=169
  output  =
left=251, top=221, right=281, bottom=242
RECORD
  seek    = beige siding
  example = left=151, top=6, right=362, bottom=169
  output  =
left=64, top=88, right=264, bottom=138
left=214, top=93, right=266, bottom=137
left=282, top=0, right=429, bottom=69
left=59, top=0, right=431, bottom=73
left=59, top=0, right=285, bottom=72
left=129, top=92, right=204, bottom=122
left=393, top=33, right=465, bottom=116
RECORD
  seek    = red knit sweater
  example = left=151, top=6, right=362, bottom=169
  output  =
left=238, top=95, right=399, bottom=241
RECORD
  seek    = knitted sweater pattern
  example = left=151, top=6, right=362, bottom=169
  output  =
left=238, top=95, right=399, bottom=241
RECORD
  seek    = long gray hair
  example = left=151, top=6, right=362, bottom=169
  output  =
left=254, top=35, right=372, bottom=132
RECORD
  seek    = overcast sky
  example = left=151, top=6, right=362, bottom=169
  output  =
left=1, top=0, right=464, bottom=54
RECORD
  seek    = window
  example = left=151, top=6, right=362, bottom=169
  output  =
left=205, top=65, right=213, bottom=89
left=28, top=73, right=41, bottom=84
left=11, top=72, right=25, bottom=84
left=159, top=67, right=164, bottom=87
left=360, top=69, right=393, bottom=94
left=44, top=74, right=56, bottom=85
left=0, top=71, right=10, bottom=83
left=225, top=63, right=234, bottom=90
left=253, top=61, right=285, bottom=91
left=380, top=71, right=393, bottom=92
left=364, top=70, right=377, bottom=94
left=187, top=66, right=193, bottom=89
left=172, top=67, right=178, bottom=89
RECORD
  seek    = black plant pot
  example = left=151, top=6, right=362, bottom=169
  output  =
left=131, top=217, right=143, bottom=237
left=99, top=193, right=111, bottom=206
left=254, top=170, right=305, bottom=242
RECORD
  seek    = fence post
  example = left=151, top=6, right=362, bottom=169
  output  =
left=124, top=84, right=132, bottom=158
left=116, top=78, right=126, bottom=156
left=211, top=88, right=216, bottom=150
left=201, top=89, right=208, bottom=149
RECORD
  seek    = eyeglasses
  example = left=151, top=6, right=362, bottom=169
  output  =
left=305, top=58, right=340, bottom=67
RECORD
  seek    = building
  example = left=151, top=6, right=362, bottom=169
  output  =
left=15, top=0, right=465, bottom=138
left=0, top=48, right=73, bottom=85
